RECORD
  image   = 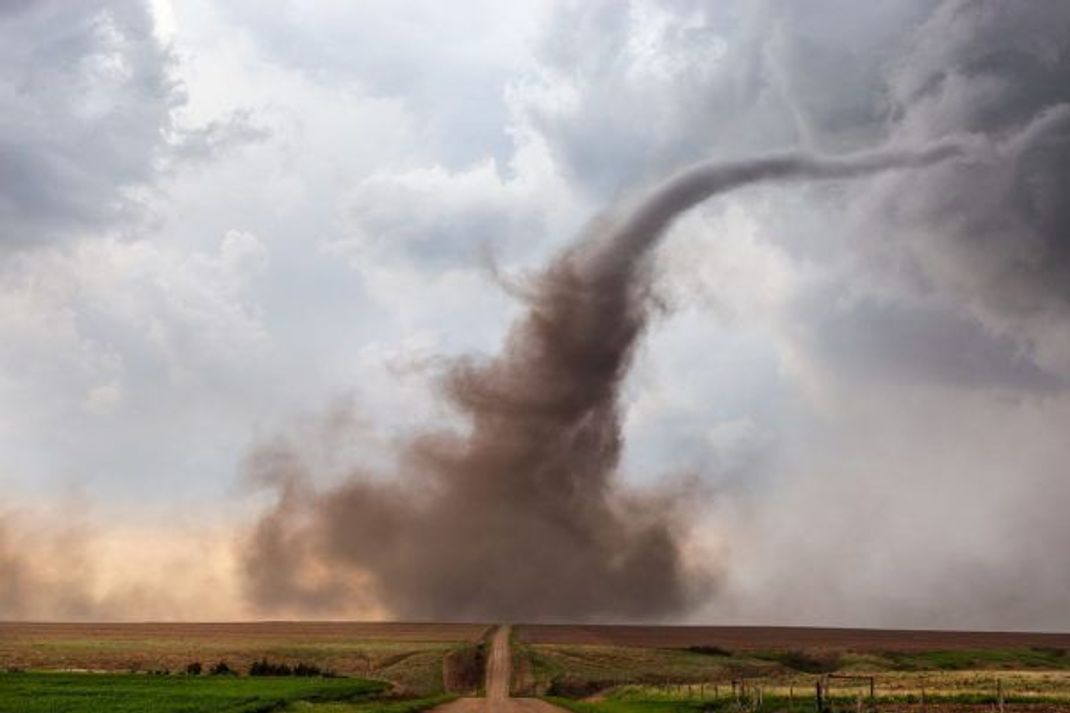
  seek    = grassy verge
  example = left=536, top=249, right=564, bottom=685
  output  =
left=547, top=683, right=1070, bottom=713
left=0, top=671, right=386, bottom=713
left=287, top=694, right=456, bottom=712
left=546, top=695, right=708, bottom=712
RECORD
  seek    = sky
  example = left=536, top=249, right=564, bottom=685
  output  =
left=1, top=0, right=1069, bottom=630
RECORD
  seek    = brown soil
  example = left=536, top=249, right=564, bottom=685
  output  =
left=0, top=621, right=488, bottom=643
left=516, top=625, right=1070, bottom=652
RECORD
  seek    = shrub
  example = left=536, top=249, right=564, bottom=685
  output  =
left=294, top=662, right=334, bottom=677
left=248, top=659, right=333, bottom=677
left=777, top=650, right=843, bottom=673
left=687, top=645, right=733, bottom=657
left=1032, top=646, right=1067, bottom=658
left=209, top=661, right=235, bottom=676
left=547, top=675, right=614, bottom=698
left=249, top=659, right=291, bottom=676
left=185, top=662, right=203, bottom=675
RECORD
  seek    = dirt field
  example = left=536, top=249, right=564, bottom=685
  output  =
left=0, top=621, right=488, bottom=643
left=516, top=625, right=1070, bottom=652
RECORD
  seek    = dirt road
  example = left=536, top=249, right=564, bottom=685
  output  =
left=431, top=625, right=563, bottom=713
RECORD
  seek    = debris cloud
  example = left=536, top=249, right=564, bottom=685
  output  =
left=244, top=142, right=966, bottom=621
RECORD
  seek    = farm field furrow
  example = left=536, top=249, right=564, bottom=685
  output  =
left=516, top=625, right=1070, bottom=652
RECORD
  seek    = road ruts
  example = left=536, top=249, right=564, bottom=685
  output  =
left=430, top=625, right=564, bottom=713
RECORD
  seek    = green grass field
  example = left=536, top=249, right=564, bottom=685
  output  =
left=0, top=672, right=387, bottom=713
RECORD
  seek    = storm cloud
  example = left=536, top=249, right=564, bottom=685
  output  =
left=0, top=0, right=176, bottom=248
left=2, top=0, right=1069, bottom=629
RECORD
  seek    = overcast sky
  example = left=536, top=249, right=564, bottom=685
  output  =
left=2, top=0, right=1069, bottom=629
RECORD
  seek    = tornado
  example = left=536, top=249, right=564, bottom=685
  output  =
left=243, top=141, right=966, bottom=621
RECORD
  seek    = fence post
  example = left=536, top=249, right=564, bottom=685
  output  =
left=997, top=678, right=1004, bottom=713
left=816, top=678, right=824, bottom=712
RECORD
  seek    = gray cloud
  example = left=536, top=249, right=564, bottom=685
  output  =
left=790, top=286, right=1065, bottom=392
left=687, top=0, right=1070, bottom=629
left=170, top=111, right=270, bottom=166
left=0, top=0, right=177, bottom=248
left=865, top=0, right=1070, bottom=375
left=214, top=0, right=543, bottom=168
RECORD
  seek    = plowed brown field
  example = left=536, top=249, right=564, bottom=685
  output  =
left=516, top=625, right=1070, bottom=651
left=0, top=621, right=487, bottom=643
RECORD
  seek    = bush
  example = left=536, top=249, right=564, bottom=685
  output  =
left=294, top=663, right=334, bottom=677
left=209, top=661, right=235, bottom=676
left=248, top=659, right=333, bottom=677
left=687, top=645, right=733, bottom=657
left=1032, top=646, right=1067, bottom=658
left=185, top=662, right=202, bottom=675
left=249, top=659, right=291, bottom=676
left=546, top=675, right=614, bottom=698
left=777, top=650, right=842, bottom=673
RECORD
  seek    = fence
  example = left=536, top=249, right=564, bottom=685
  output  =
left=645, top=674, right=1015, bottom=711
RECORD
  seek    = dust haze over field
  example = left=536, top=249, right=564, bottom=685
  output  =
left=242, top=144, right=966, bottom=621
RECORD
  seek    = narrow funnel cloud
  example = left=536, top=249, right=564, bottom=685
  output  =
left=243, top=142, right=965, bottom=622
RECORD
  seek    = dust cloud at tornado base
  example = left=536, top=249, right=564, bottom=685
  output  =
left=241, top=144, right=967, bottom=622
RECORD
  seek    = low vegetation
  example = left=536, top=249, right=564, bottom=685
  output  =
left=287, top=694, right=457, bottom=712
left=547, top=680, right=1070, bottom=713
left=517, top=643, right=1070, bottom=713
